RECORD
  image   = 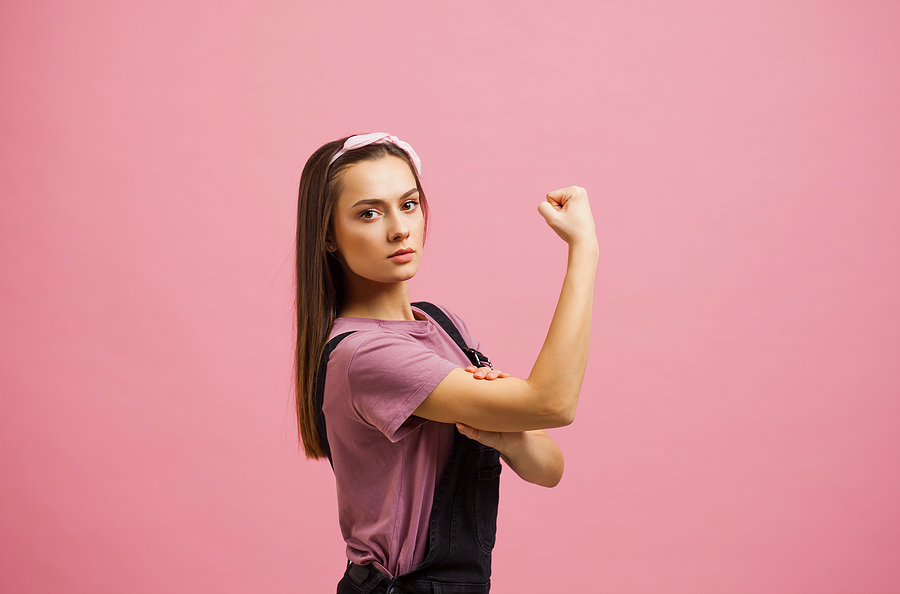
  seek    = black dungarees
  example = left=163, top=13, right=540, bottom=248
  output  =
left=313, top=302, right=502, bottom=594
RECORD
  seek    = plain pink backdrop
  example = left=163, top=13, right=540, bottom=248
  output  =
left=2, top=1, right=899, bottom=592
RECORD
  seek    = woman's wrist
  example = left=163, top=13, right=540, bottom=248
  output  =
left=567, top=236, right=599, bottom=259
left=492, top=430, right=527, bottom=458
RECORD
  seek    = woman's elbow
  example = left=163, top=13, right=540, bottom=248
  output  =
left=526, top=381, right=579, bottom=428
left=559, top=405, right=577, bottom=427
left=537, top=467, right=564, bottom=488
left=532, top=402, right=575, bottom=429
left=542, top=394, right=578, bottom=428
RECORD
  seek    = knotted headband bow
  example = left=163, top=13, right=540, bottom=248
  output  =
left=327, top=132, right=422, bottom=176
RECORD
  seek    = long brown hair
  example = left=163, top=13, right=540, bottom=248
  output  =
left=295, top=136, right=429, bottom=458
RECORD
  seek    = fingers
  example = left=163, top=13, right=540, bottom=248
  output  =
left=537, top=185, right=596, bottom=246
left=546, top=185, right=587, bottom=207
left=456, top=422, right=502, bottom=449
left=464, top=365, right=509, bottom=380
left=537, top=200, right=558, bottom=224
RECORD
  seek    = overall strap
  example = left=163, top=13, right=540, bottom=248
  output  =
left=411, top=302, right=493, bottom=369
left=313, top=330, right=357, bottom=465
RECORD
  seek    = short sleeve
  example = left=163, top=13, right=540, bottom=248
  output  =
left=345, top=331, right=459, bottom=442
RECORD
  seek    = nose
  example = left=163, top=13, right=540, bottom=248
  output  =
left=387, top=213, right=410, bottom=242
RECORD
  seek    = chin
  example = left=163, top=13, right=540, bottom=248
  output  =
left=389, top=265, right=420, bottom=283
left=395, top=269, right=419, bottom=282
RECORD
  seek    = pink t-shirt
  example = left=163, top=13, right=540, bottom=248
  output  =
left=322, top=304, right=482, bottom=577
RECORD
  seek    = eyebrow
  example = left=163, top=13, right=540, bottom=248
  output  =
left=351, top=188, right=419, bottom=208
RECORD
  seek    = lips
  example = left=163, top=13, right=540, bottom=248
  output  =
left=389, top=248, right=415, bottom=263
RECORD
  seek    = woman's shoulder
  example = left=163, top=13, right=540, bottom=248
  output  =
left=412, top=300, right=470, bottom=328
left=327, top=301, right=479, bottom=359
left=327, top=311, right=462, bottom=398
left=327, top=316, right=429, bottom=360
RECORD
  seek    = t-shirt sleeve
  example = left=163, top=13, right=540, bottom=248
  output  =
left=345, top=331, right=459, bottom=442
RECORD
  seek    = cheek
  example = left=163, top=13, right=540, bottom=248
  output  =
left=334, top=220, right=375, bottom=257
left=411, top=213, right=426, bottom=239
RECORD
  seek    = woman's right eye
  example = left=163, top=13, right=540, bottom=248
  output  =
left=360, top=210, right=377, bottom=219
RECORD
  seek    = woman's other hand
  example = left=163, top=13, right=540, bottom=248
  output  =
left=537, top=186, right=597, bottom=248
left=464, top=365, right=510, bottom=381
left=455, top=423, right=564, bottom=488
left=455, top=422, right=511, bottom=451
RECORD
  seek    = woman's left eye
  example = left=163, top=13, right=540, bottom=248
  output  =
left=402, top=200, right=419, bottom=211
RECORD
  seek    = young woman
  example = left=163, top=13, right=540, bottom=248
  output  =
left=295, top=133, right=597, bottom=593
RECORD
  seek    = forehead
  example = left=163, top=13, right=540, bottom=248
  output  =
left=337, top=156, right=417, bottom=206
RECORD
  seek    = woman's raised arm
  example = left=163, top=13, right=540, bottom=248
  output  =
left=414, top=186, right=598, bottom=432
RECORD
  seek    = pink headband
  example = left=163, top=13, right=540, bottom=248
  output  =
left=327, top=132, right=422, bottom=176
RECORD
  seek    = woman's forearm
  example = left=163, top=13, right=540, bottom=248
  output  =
left=523, top=186, right=599, bottom=423
left=498, top=430, right=565, bottom=488
left=526, top=240, right=598, bottom=422
left=456, top=424, right=564, bottom=487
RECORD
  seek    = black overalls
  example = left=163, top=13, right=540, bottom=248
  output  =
left=313, top=302, right=502, bottom=594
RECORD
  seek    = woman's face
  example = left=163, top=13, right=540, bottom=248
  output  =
left=329, top=156, right=425, bottom=286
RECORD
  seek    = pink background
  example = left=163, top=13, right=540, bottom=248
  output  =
left=2, top=1, right=899, bottom=592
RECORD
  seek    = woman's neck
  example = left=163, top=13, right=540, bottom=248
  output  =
left=338, top=279, right=417, bottom=321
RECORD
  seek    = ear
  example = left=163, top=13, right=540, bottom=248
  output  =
left=325, top=235, right=337, bottom=252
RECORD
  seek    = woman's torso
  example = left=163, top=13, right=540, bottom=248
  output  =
left=322, top=304, right=482, bottom=577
